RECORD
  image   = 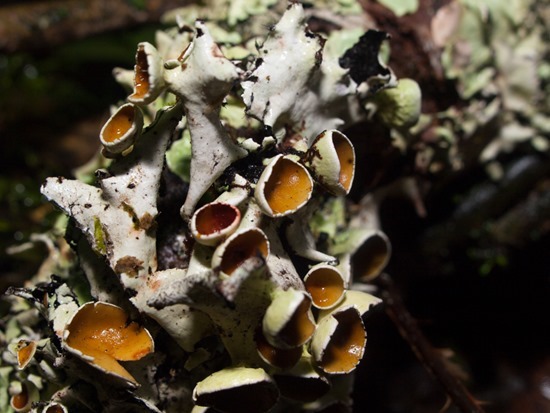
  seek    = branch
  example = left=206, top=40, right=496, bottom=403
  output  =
left=490, top=179, right=550, bottom=247
left=377, top=273, right=486, bottom=413
left=0, top=0, right=191, bottom=54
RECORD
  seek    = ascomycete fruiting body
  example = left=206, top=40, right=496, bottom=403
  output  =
left=190, top=202, right=241, bottom=246
left=100, top=103, right=143, bottom=155
left=255, top=155, right=314, bottom=218
left=304, top=263, right=346, bottom=310
left=128, top=42, right=165, bottom=105
left=1, top=1, right=407, bottom=411
left=305, top=130, right=356, bottom=196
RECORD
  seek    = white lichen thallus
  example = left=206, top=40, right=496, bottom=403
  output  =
left=33, top=2, right=404, bottom=411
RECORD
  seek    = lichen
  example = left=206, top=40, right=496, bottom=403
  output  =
left=0, top=1, right=425, bottom=412
left=376, top=0, right=419, bottom=17
left=411, top=0, right=550, bottom=175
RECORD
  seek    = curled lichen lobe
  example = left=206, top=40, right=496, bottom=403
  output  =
left=64, top=302, right=154, bottom=383
left=196, top=203, right=238, bottom=235
left=131, top=45, right=150, bottom=100
left=103, top=105, right=135, bottom=142
left=261, top=156, right=312, bottom=215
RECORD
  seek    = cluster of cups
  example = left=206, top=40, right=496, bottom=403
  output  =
left=8, top=9, right=394, bottom=411
left=184, top=130, right=380, bottom=411
left=98, top=100, right=378, bottom=408
left=89, top=38, right=385, bottom=412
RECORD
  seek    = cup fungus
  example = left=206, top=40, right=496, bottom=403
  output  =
left=255, top=326, right=302, bottom=370
left=63, top=301, right=154, bottom=384
left=10, top=383, right=28, bottom=412
left=100, top=103, right=143, bottom=155
left=9, top=381, right=37, bottom=413
left=255, top=155, right=313, bottom=217
left=190, top=202, right=241, bottom=246
left=352, top=231, right=391, bottom=281
left=211, top=228, right=269, bottom=275
left=304, top=264, right=346, bottom=310
left=305, top=130, right=356, bottom=196
left=14, top=339, right=37, bottom=370
left=128, top=42, right=165, bottom=105
left=311, top=306, right=366, bottom=374
left=192, top=367, right=279, bottom=413
left=263, top=289, right=316, bottom=349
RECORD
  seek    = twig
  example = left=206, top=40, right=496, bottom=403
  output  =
left=376, top=273, right=486, bottom=413
left=422, top=155, right=550, bottom=256
left=490, top=179, right=550, bottom=247
left=0, top=0, right=191, bottom=54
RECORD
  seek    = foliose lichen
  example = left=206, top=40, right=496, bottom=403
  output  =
left=0, top=1, right=428, bottom=412
left=412, top=0, right=549, bottom=177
